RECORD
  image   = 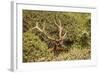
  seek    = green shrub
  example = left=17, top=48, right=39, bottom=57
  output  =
left=23, top=31, right=53, bottom=62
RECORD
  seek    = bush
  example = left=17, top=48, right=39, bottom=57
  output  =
left=23, top=31, right=53, bottom=62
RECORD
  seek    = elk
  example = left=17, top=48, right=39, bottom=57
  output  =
left=32, top=19, right=66, bottom=52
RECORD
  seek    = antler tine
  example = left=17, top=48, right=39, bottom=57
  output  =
left=62, top=33, right=66, bottom=39
left=54, top=19, right=59, bottom=27
left=32, top=22, right=43, bottom=32
left=42, top=22, right=46, bottom=31
left=36, top=22, right=39, bottom=28
left=32, top=22, right=38, bottom=29
left=58, top=18, right=62, bottom=26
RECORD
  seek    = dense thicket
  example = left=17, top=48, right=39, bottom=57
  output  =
left=23, top=10, right=91, bottom=62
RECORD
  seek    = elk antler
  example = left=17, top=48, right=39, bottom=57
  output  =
left=32, top=19, right=66, bottom=41
left=54, top=19, right=66, bottom=40
left=32, top=22, right=55, bottom=41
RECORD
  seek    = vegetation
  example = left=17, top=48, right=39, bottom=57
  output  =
left=23, top=10, right=91, bottom=62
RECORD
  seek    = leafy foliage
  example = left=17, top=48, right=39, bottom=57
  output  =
left=23, top=10, right=91, bottom=62
left=23, top=32, right=53, bottom=62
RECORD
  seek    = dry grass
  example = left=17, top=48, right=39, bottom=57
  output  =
left=23, top=48, right=91, bottom=62
left=52, top=48, right=91, bottom=61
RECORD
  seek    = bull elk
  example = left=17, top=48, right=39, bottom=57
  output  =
left=32, top=19, right=66, bottom=52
